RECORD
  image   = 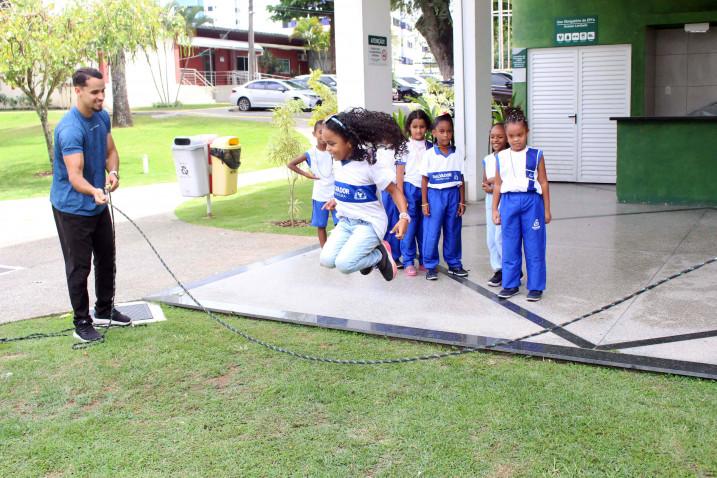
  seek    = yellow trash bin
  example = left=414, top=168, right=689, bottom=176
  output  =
left=210, top=136, right=241, bottom=196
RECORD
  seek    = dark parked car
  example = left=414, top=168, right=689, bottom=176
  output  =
left=491, top=72, right=513, bottom=104
left=392, top=80, right=421, bottom=102
left=439, top=73, right=513, bottom=104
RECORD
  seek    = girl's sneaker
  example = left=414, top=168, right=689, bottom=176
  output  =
left=376, top=241, right=397, bottom=281
left=497, top=287, right=519, bottom=299
left=447, top=267, right=469, bottom=277
left=526, top=290, right=543, bottom=302
left=395, top=259, right=404, bottom=270
left=405, top=265, right=417, bottom=276
left=487, top=270, right=502, bottom=287
left=425, top=269, right=438, bottom=281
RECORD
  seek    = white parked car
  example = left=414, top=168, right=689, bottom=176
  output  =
left=397, top=75, right=428, bottom=94
left=293, top=74, right=337, bottom=91
left=229, top=79, right=321, bottom=111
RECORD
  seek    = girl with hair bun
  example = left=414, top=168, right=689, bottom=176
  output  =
left=319, top=108, right=410, bottom=282
left=492, top=106, right=552, bottom=301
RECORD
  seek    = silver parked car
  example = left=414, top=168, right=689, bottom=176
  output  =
left=229, top=79, right=321, bottom=111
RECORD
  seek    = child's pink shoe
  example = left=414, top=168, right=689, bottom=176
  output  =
left=418, top=264, right=427, bottom=272
left=405, top=265, right=417, bottom=276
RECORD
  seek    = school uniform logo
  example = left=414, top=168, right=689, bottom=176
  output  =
left=532, top=219, right=541, bottom=230
left=428, top=170, right=462, bottom=184
left=334, top=181, right=377, bottom=203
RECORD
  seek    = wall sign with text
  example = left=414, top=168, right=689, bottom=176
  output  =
left=554, top=16, right=598, bottom=46
left=367, top=35, right=388, bottom=66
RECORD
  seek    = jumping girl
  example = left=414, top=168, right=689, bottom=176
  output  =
left=319, top=108, right=410, bottom=282
left=396, top=109, right=432, bottom=276
left=420, top=113, right=468, bottom=281
left=492, top=107, right=551, bottom=301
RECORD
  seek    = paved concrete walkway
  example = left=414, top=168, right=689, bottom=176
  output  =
left=0, top=165, right=313, bottom=324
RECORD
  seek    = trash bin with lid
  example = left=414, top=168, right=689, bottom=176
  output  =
left=210, top=136, right=242, bottom=196
left=172, top=136, right=210, bottom=197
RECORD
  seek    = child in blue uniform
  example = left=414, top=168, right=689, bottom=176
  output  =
left=492, top=107, right=552, bottom=301
left=420, top=113, right=468, bottom=281
left=288, top=120, right=337, bottom=247
left=396, top=109, right=432, bottom=276
left=319, top=108, right=410, bottom=282
left=379, top=144, right=404, bottom=269
left=482, top=123, right=508, bottom=286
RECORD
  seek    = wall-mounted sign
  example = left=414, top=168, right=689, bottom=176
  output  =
left=511, top=48, right=527, bottom=83
left=555, top=16, right=598, bottom=46
left=368, top=35, right=388, bottom=66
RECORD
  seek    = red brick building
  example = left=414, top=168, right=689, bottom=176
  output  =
left=177, top=26, right=310, bottom=86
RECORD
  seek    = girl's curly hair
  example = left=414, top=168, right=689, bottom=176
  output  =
left=404, top=109, right=431, bottom=137
left=324, top=108, right=407, bottom=164
left=504, top=106, right=529, bottom=129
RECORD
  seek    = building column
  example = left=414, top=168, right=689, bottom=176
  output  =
left=334, top=0, right=392, bottom=113
left=453, top=0, right=493, bottom=202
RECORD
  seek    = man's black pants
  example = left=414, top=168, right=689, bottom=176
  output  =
left=52, top=206, right=115, bottom=325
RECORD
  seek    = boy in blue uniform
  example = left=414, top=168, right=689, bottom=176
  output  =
left=492, top=107, right=552, bottom=301
left=287, top=121, right=337, bottom=247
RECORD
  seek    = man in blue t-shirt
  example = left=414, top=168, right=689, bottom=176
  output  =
left=51, top=68, right=131, bottom=342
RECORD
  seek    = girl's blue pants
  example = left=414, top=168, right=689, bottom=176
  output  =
left=400, top=182, right=423, bottom=265
left=499, top=192, right=546, bottom=291
left=422, top=186, right=462, bottom=270
left=381, top=190, right=402, bottom=261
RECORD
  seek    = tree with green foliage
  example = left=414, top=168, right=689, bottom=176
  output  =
left=268, top=0, right=335, bottom=73
left=170, top=1, right=214, bottom=35
left=258, top=50, right=284, bottom=76
left=391, top=0, right=453, bottom=79
left=307, top=69, right=336, bottom=126
left=292, top=17, right=330, bottom=71
left=93, top=0, right=178, bottom=128
left=144, top=2, right=189, bottom=106
left=0, top=0, right=95, bottom=163
left=266, top=100, right=306, bottom=226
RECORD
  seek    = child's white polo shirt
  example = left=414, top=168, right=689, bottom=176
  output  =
left=306, top=147, right=335, bottom=201
left=333, top=155, right=396, bottom=239
left=496, top=146, right=544, bottom=195
left=419, top=145, right=464, bottom=189
left=398, top=139, right=432, bottom=188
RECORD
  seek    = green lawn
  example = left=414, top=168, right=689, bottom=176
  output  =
left=133, top=103, right=231, bottom=111
left=1, top=308, right=715, bottom=476
left=176, top=178, right=332, bottom=237
left=0, top=111, right=302, bottom=201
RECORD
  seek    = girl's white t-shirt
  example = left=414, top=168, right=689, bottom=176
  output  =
left=483, top=152, right=498, bottom=182
left=306, top=147, right=335, bottom=202
left=333, top=152, right=396, bottom=239
left=419, top=145, right=464, bottom=189
left=398, top=139, right=432, bottom=188
left=496, top=146, right=544, bottom=195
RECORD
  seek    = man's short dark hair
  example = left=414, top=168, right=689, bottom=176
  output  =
left=72, top=68, right=103, bottom=87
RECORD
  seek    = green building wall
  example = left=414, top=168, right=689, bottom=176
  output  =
left=511, top=0, right=717, bottom=115
left=510, top=1, right=717, bottom=204
left=616, top=119, right=717, bottom=205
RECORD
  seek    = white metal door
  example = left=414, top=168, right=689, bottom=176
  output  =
left=577, top=45, right=631, bottom=183
left=528, top=45, right=631, bottom=183
left=528, top=48, right=579, bottom=182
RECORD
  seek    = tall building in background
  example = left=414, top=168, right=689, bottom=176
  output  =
left=202, top=0, right=292, bottom=34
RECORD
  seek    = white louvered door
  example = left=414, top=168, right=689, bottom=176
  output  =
left=528, top=45, right=631, bottom=183
left=577, top=46, right=631, bottom=182
left=528, top=48, right=579, bottom=182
